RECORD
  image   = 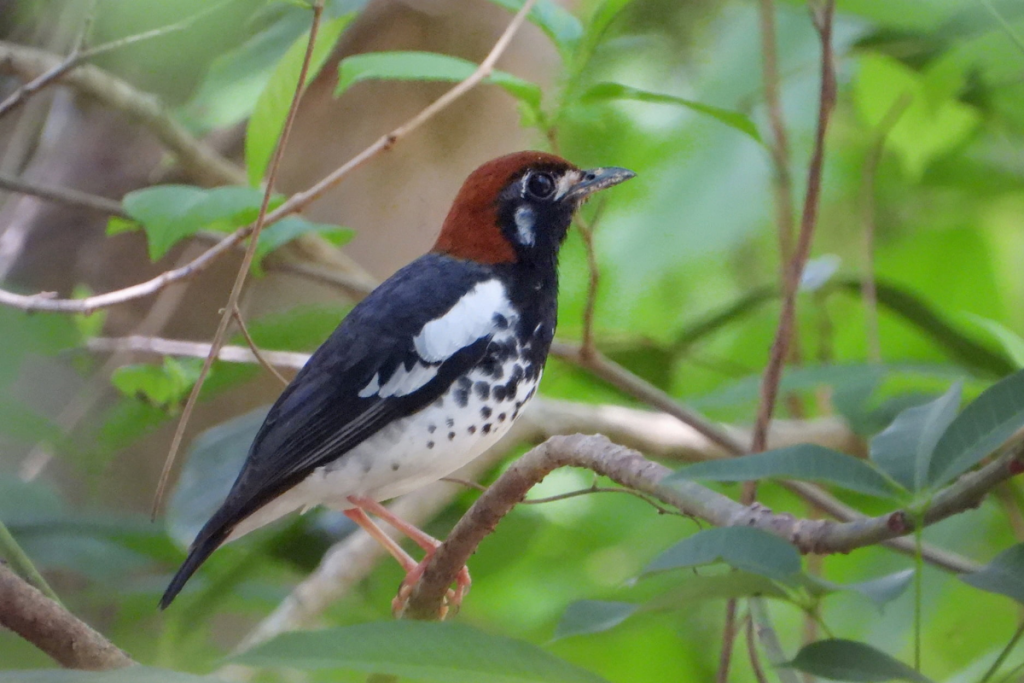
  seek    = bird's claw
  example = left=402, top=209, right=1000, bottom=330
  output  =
left=390, top=556, right=471, bottom=620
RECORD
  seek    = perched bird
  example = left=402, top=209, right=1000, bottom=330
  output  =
left=160, top=151, right=634, bottom=614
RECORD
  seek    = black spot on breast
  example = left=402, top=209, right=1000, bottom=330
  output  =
left=446, top=417, right=455, bottom=428
left=474, top=381, right=490, bottom=400
left=448, top=431, right=456, bottom=441
left=481, top=406, right=492, bottom=419
left=493, top=313, right=509, bottom=329
left=492, top=385, right=507, bottom=401
left=503, top=377, right=520, bottom=399
left=467, top=425, right=477, bottom=434
left=497, top=413, right=506, bottom=422
left=458, top=376, right=473, bottom=390
left=427, top=441, right=435, bottom=449
left=391, top=462, right=400, bottom=471
left=482, top=424, right=492, bottom=434
left=428, top=424, right=436, bottom=433
left=454, top=387, right=469, bottom=407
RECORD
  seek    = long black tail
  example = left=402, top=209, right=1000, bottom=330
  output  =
left=159, top=524, right=230, bottom=609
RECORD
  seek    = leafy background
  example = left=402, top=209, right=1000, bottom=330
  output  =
left=2, top=0, right=1024, bottom=681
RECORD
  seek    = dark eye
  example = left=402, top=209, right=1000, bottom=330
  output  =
left=526, top=172, right=555, bottom=199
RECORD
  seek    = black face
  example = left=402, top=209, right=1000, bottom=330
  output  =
left=494, top=164, right=581, bottom=268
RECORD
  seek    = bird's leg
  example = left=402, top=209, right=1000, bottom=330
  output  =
left=347, top=496, right=471, bottom=617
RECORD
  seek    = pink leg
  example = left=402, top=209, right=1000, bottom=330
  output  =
left=347, top=496, right=472, bottom=617
left=343, top=508, right=418, bottom=571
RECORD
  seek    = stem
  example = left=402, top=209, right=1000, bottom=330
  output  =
left=0, top=519, right=60, bottom=603
left=980, top=619, right=1024, bottom=683
left=913, top=513, right=925, bottom=672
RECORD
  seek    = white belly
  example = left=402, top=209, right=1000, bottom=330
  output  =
left=227, top=363, right=539, bottom=540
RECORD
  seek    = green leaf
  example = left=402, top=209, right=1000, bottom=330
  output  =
left=642, top=527, right=801, bottom=581
left=645, top=571, right=789, bottom=608
left=122, top=185, right=269, bottom=261
left=553, top=600, right=638, bottom=640
left=0, top=668, right=231, bottom=683
left=110, top=358, right=201, bottom=411
left=786, top=639, right=933, bottom=682
left=869, top=382, right=961, bottom=492
left=666, top=444, right=902, bottom=499
left=167, top=408, right=267, bottom=546
left=486, top=0, right=583, bottom=57
left=963, top=314, right=1024, bottom=368
left=246, top=13, right=355, bottom=186
left=236, top=621, right=610, bottom=683
left=960, top=543, right=1024, bottom=604
left=803, top=569, right=915, bottom=610
left=255, top=216, right=355, bottom=262
left=580, top=82, right=761, bottom=143
left=928, top=369, right=1024, bottom=487
left=335, top=51, right=542, bottom=110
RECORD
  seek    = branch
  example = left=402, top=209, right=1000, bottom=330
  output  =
left=0, top=0, right=537, bottom=316
left=0, top=563, right=135, bottom=670
left=83, top=333, right=978, bottom=575
left=750, top=0, right=836, bottom=454
left=0, top=40, right=245, bottom=186
left=0, top=172, right=128, bottom=217
left=402, top=433, right=1017, bottom=618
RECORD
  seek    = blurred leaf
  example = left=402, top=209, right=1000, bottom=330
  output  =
left=642, top=527, right=800, bottom=581
left=110, top=358, right=202, bottom=411
left=487, top=0, right=583, bottom=57
left=254, top=216, right=354, bottom=263
left=804, top=569, right=915, bottom=610
left=121, top=185, right=269, bottom=260
left=834, top=279, right=1014, bottom=377
left=963, top=314, right=1024, bottom=368
left=694, top=363, right=889, bottom=411
left=237, top=621, right=610, bottom=682
left=646, top=571, right=788, bottom=608
left=246, top=13, right=355, bottom=185
left=869, top=382, right=961, bottom=492
left=928, top=369, right=1024, bottom=487
left=167, top=407, right=268, bottom=547
left=667, top=444, right=902, bottom=499
left=580, top=82, right=761, bottom=143
left=335, top=51, right=543, bottom=110
left=960, top=543, right=1024, bottom=604
left=786, top=639, right=933, bottom=682
left=553, top=601, right=638, bottom=640
left=0, top=669, right=231, bottom=683
left=854, top=52, right=979, bottom=180
left=672, top=286, right=776, bottom=351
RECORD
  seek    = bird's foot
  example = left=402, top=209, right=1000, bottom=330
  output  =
left=391, top=553, right=471, bottom=620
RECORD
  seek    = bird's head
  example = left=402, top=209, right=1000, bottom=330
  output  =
left=433, top=151, right=635, bottom=266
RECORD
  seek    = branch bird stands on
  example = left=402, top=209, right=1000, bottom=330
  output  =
left=159, top=152, right=635, bottom=618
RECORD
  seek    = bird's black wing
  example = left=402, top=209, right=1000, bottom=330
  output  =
left=161, top=255, right=497, bottom=607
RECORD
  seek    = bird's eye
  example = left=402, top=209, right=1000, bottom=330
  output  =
left=525, top=172, right=556, bottom=199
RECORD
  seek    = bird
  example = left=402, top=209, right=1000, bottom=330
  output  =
left=159, top=150, right=634, bottom=615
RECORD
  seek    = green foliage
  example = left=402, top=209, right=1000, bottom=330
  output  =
left=960, top=543, right=1024, bottom=605
left=237, top=621, right=610, bottom=682
left=642, top=527, right=801, bottom=581
left=667, top=443, right=902, bottom=499
left=335, top=51, right=543, bottom=111
left=110, top=358, right=202, bottom=412
left=246, top=13, right=355, bottom=185
left=786, top=639, right=933, bottom=682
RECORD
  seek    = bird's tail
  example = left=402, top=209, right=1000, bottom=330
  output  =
left=159, top=523, right=231, bottom=609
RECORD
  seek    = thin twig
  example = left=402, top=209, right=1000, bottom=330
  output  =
left=749, top=0, right=836, bottom=454
left=232, top=305, right=289, bottom=386
left=746, top=613, right=770, bottom=683
left=442, top=477, right=686, bottom=515
left=0, top=172, right=128, bottom=217
left=0, top=0, right=237, bottom=120
left=152, top=0, right=326, bottom=515
left=749, top=598, right=802, bottom=683
left=718, top=598, right=739, bottom=683
left=861, top=93, right=912, bottom=363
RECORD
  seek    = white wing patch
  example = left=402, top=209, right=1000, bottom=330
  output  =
left=413, top=279, right=512, bottom=363
left=378, top=362, right=438, bottom=397
left=357, top=373, right=381, bottom=398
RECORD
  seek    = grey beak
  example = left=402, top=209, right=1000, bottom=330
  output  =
left=565, top=166, right=636, bottom=200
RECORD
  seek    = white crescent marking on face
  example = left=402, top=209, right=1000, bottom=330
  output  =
left=413, top=279, right=513, bottom=364
left=514, top=205, right=535, bottom=246
left=554, top=169, right=581, bottom=200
